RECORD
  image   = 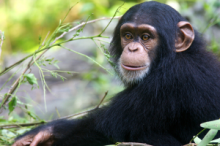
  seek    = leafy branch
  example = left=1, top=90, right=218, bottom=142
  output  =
left=0, top=91, right=108, bottom=129
left=0, top=16, right=120, bottom=77
left=0, top=4, right=121, bottom=113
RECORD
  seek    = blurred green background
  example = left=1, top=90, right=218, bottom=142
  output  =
left=1, top=0, right=217, bottom=53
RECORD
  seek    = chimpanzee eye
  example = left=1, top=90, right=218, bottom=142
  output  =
left=141, top=34, right=150, bottom=41
left=125, top=33, right=133, bottom=40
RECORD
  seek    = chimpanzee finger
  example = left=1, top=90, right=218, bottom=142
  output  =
left=12, top=136, right=33, bottom=146
left=30, top=131, right=52, bottom=146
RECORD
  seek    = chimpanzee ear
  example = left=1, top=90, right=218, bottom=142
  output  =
left=175, top=21, right=195, bottom=52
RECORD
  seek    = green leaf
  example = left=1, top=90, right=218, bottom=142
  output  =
left=73, top=28, right=83, bottom=37
left=200, top=119, right=220, bottom=130
left=1, top=129, right=16, bottom=138
left=51, top=72, right=57, bottom=78
left=16, top=128, right=32, bottom=135
left=39, top=36, right=41, bottom=41
left=0, top=118, right=7, bottom=123
left=60, top=76, right=64, bottom=81
left=210, top=138, right=220, bottom=143
left=27, top=111, right=37, bottom=120
left=46, top=58, right=54, bottom=62
left=53, top=64, right=59, bottom=69
left=8, top=96, right=17, bottom=115
left=0, top=93, right=7, bottom=107
left=24, top=73, right=38, bottom=85
left=197, top=129, right=218, bottom=146
left=53, top=60, right=60, bottom=69
left=194, top=136, right=202, bottom=144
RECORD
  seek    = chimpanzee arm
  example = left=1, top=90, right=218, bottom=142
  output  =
left=14, top=112, right=115, bottom=146
left=51, top=117, right=114, bottom=146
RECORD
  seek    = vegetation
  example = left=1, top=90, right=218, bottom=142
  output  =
left=0, top=0, right=220, bottom=145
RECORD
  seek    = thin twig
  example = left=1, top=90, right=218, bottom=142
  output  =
left=61, top=45, right=112, bottom=74
left=55, top=107, right=61, bottom=118
left=98, top=5, right=123, bottom=36
left=59, top=91, right=108, bottom=120
left=96, top=91, right=108, bottom=108
left=117, top=142, right=152, bottom=146
left=0, top=30, right=4, bottom=58
left=41, top=32, right=50, bottom=47
left=0, top=91, right=108, bottom=129
left=51, top=16, right=121, bottom=45
left=189, top=128, right=206, bottom=143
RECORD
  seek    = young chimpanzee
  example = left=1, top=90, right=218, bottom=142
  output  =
left=13, top=1, right=220, bottom=146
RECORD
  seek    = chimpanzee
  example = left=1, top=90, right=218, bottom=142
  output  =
left=13, top=1, right=220, bottom=146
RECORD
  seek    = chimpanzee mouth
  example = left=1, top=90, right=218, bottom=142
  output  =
left=121, top=64, right=148, bottom=71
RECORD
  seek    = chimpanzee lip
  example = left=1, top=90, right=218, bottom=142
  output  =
left=121, top=64, right=148, bottom=71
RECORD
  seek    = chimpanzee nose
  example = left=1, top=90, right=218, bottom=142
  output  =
left=128, top=43, right=140, bottom=52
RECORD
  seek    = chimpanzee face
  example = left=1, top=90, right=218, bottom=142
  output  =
left=118, top=23, right=159, bottom=84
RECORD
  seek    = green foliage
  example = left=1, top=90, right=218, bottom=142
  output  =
left=192, top=119, right=220, bottom=145
left=8, top=96, right=17, bottom=115
left=37, top=57, right=60, bottom=69
left=197, top=129, right=218, bottom=146
left=23, top=74, right=38, bottom=86
left=0, top=0, right=220, bottom=146
left=201, top=119, right=220, bottom=130
left=100, top=42, right=115, bottom=68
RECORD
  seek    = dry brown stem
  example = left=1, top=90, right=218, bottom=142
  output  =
left=117, top=142, right=152, bottom=146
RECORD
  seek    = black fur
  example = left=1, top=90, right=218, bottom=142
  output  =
left=16, top=1, right=220, bottom=146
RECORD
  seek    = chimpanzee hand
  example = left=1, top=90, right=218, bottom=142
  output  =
left=12, top=130, right=54, bottom=146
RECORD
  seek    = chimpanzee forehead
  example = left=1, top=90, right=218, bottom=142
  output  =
left=120, top=1, right=184, bottom=28
left=120, top=23, right=157, bottom=33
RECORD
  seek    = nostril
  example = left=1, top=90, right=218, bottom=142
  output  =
left=128, top=47, right=138, bottom=52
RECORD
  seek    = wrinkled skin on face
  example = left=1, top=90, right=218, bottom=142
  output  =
left=118, top=23, right=158, bottom=85
left=117, top=21, right=194, bottom=86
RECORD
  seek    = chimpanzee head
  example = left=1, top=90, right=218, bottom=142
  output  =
left=109, top=1, right=195, bottom=86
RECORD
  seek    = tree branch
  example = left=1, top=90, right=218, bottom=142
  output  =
left=117, top=142, right=152, bottom=146
left=0, top=91, right=108, bottom=129
left=51, top=16, right=121, bottom=45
